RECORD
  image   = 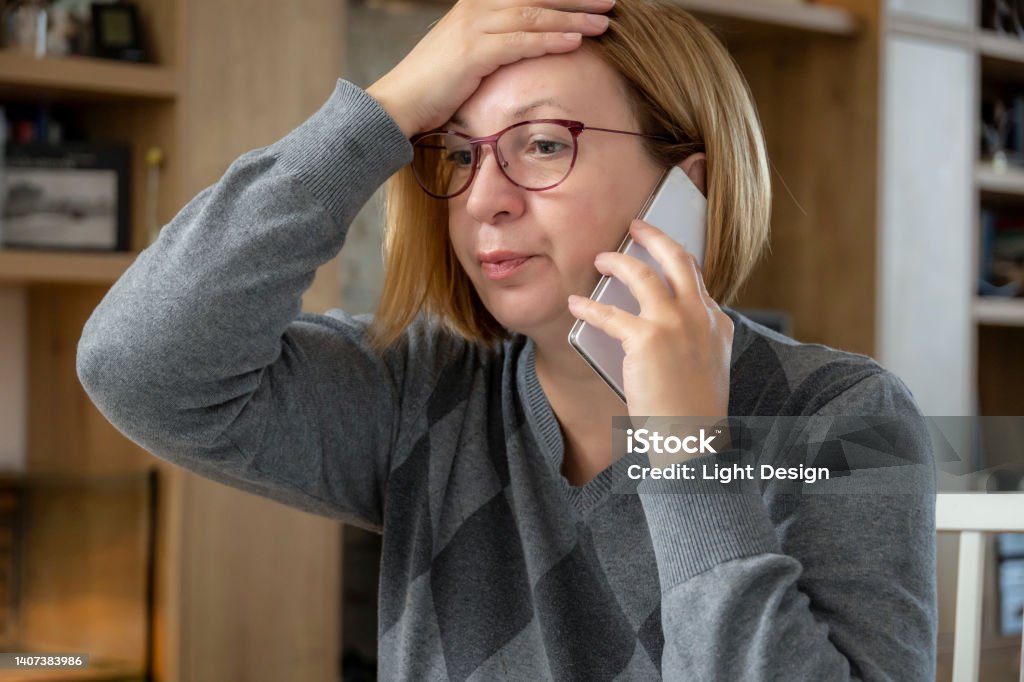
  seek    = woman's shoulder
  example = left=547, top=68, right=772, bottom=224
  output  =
left=724, top=307, right=919, bottom=417
left=305, top=308, right=512, bottom=390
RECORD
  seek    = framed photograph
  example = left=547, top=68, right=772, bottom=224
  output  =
left=90, top=2, right=144, bottom=61
left=1, top=144, right=131, bottom=252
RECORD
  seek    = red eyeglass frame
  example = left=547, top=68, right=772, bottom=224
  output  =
left=409, top=118, right=671, bottom=199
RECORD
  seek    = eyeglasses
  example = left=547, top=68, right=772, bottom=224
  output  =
left=410, top=119, right=670, bottom=199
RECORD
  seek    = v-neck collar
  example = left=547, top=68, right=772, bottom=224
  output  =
left=513, top=307, right=750, bottom=515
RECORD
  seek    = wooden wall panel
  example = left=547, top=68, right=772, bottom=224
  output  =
left=730, top=6, right=880, bottom=356
left=177, top=1, right=346, bottom=680
left=27, top=285, right=152, bottom=475
left=0, top=287, right=26, bottom=471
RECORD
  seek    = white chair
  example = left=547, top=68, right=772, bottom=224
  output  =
left=936, top=494, right=1024, bottom=682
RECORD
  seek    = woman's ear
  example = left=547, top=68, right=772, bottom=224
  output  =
left=678, top=152, right=707, bottom=196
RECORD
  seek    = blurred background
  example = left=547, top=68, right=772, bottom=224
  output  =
left=0, top=0, right=1022, bottom=680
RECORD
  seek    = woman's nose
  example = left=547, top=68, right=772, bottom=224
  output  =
left=464, top=146, right=525, bottom=224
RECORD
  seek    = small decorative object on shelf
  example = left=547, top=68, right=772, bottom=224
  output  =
left=982, top=95, right=1012, bottom=174
left=1, top=0, right=49, bottom=57
left=1, top=0, right=149, bottom=60
left=990, top=0, right=1024, bottom=38
left=45, top=0, right=83, bottom=56
left=3, top=103, right=88, bottom=147
left=90, top=1, right=143, bottom=62
left=145, top=145, right=163, bottom=246
left=2, top=143, right=131, bottom=252
left=40, top=0, right=111, bottom=58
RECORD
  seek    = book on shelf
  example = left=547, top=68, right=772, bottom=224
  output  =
left=998, top=533, right=1024, bottom=637
left=979, top=206, right=1024, bottom=296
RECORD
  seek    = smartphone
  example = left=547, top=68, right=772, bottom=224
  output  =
left=567, top=165, right=708, bottom=403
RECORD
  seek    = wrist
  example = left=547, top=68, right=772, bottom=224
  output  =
left=366, top=81, right=417, bottom=139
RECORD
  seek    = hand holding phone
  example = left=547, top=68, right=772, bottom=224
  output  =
left=568, top=166, right=708, bottom=402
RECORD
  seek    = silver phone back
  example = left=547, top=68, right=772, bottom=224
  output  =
left=568, top=166, right=708, bottom=402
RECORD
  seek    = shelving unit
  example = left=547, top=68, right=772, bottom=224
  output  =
left=977, top=163, right=1024, bottom=196
left=973, top=11, right=1024, bottom=426
left=0, top=1, right=347, bottom=680
left=865, top=4, right=1024, bottom=682
left=975, top=296, right=1024, bottom=326
left=976, top=22, right=1024, bottom=430
left=686, top=1, right=1022, bottom=677
left=0, top=251, right=134, bottom=286
left=0, top=51, right=179, bottom=100
left=675, top=0, right=860, bottom=39
left=0, top=471, right=156, bottom=682
left=978, top=28, right=1024, bottom=58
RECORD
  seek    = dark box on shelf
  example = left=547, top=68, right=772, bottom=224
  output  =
left=1, top=143, right=131, bottom=252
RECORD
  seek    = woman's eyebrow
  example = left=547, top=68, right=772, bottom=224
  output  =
left=448, top=99, right=572, bottom=128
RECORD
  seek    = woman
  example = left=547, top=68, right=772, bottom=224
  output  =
left=77, top=0, right=937, bottom=678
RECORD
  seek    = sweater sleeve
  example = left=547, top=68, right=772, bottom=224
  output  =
left=76, top=80, right=421, bottom=531
left=638, top=370, right=937, bottom=681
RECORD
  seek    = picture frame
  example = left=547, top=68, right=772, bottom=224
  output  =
left=90, top=2, right=144, bottom=62
left=1, top=143, right=131, bottom=252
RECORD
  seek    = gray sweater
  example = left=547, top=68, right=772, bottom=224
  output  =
left=76, top=80, right=937, bottom=681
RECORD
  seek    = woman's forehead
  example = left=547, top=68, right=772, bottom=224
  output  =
left=449, top=50, right=630, bottom=131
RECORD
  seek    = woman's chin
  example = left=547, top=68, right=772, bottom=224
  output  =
left=487, top=300, right=574, bottom=338
left=473, top=272, right=580, bottom=336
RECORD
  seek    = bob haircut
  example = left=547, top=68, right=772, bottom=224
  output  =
left=368, top=0, right=772, bottom=351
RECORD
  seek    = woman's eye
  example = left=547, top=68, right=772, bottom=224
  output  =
left=529, top=140, right=569, bottom=155
left=446, top=150, right=473, bottom=167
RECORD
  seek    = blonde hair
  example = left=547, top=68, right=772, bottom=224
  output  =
left=369, top=0, right=771, bottom=351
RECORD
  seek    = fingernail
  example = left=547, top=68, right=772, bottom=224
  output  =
left=587, top=14, right=610, bottom=29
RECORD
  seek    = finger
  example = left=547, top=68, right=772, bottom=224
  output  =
left=484, top=6, right=610, bottom=36
left=593, top=250, right=675, bottom=317
left=476, top=29, right=589, bottom=67
left=628, top=219, right=706, bottom=308
left=567, top=294, right=641, bottom=342
left=692, top=256, right=720, bottom=312
left=491, top=0, right=615, bottom=13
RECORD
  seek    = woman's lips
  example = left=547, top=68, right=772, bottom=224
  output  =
left=480, top=256, right=534, bottom=280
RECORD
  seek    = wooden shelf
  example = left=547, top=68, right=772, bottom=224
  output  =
left=978, top=30, right=1024, bottom=63
left=0, top=51, right=178, bottom=100
left=0, top=249, right=135, bottom=285
left=675, top=0, right=860, bottom=40
left=976, top=163, right=1024, bottom=197
left=888, top=16, right=973, bottom=47
left=978, top=30, right=1024, bottom=81
left=974, top=296, right=1024, bottom=326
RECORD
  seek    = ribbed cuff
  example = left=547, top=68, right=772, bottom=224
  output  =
left=638, top=457, right=780, bottom=592
left=270, top=79, right=413, bottom=226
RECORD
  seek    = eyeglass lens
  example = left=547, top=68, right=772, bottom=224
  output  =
left=412, top=123, right=576, bottom=198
